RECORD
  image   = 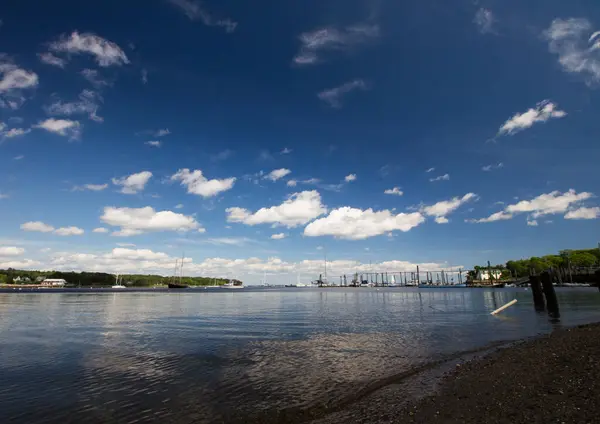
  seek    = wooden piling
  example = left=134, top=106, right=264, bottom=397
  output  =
left=541, top=271, right=560, bottom=320
left=529, top=275, right=545, bottom=312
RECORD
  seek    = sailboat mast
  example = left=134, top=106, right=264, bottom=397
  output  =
left=179, top=253, right=184, bottom=283
left=324, top=247, right=327, bottom=280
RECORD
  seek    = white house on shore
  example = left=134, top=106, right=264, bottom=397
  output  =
left=476, top=269, right=503, bottom=281
left=41, top=279, right=67, bottom=287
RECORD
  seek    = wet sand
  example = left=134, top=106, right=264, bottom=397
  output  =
left=316, top=323, right=600, bottom=424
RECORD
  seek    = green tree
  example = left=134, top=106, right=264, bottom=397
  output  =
left=570, top=252, right=597, bottom=267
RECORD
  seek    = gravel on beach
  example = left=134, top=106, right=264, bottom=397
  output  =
left=315, top=323, right=600, bottom=424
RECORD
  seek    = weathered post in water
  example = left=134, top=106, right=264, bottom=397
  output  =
left=529, top=275, right=545, bottom=312
left=541, top=271, right=560, bottom=320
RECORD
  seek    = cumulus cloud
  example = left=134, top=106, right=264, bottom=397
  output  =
left=0, top=57, right=39, bottom=109
left=344, top=174, right=357, bottom=182
left=294, top=24, right=379, bottom=65
left=54, top=226, right=85, bottom=236
left=145, top=140, right=162, bottom=147
left=45, top=90, right=103, bottom=122
left=498, top=100, right=566, bottom=136
left=112, top=171, right=152, bottom=194
left=318, top=79, right=368, bottom=108
left=467, top=211, right=514, bottom=224
left=168, top=0, right=237, bottom=32
left=93, top=227, right=109, bottom=233
left=0, top=246, right=25, bottom=256
left=384, top=187, right=403, bottom=196
left=100, top=206, right=204, bottom=236
left=171, top=168, right=236, bottom=197
left=429, top=173, right=450, bottom=182
left=474, top=8, right=495, bottom=34
left=80, top=69, right=111, bottom=88
left=21, top=221, right=55, bottom=233
left=421, top=193, right=477, bottom=224
left=48, top=31, right=129, bottom=67
left=271, top=233, right=287, bottom=240
left=35, top=118, right=81, bottom=139
left=227, top=190, right=327, bottom=228
left=20, top=221, right=84, bottom=236
left=38, top=52, right=67, bottom=68
left=544, top=18, right=600, bottom=84
left=470, top=189, right=593, bottom=223
left=287, top=180, right=297, bottom=187
left=564, top=206, right=600, bottom=220
left=1, top=127, right=31, bottom=139
left=304, top=208, right=425, bottom=240
left=265, top=168, right=292, bottom=182
left=72, top=183, right=108, bottom=192
left=482, top=162, right=504, bottom=172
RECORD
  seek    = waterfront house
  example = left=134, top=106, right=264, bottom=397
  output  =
left=41, top=279, right=67, bottom=287
left=13, top=276, right=31, bottom=283
left=476, top=269, right=503, bottom=281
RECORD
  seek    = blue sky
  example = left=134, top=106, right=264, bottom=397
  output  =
left=1, top=0, right=599, bottom=283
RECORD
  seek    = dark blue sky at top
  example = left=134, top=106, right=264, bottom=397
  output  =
left=0, top=0, right=599, bottom=281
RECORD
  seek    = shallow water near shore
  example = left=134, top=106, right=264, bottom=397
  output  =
left=1, top=287, right=599, bottom=423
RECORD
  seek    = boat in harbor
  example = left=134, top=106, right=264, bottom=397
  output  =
left=418, top=283, right=467, bottom=288
left=223, top=280, right=244, bottom=289
left=168, top=257, right=189, bottom=289
left=112, top=274, right=126, bottom=289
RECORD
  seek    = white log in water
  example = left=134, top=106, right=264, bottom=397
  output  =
left=491, top=299, right=518, bottom=315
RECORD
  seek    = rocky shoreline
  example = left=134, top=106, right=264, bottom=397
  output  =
left=315, top=323, right=600, bottom=424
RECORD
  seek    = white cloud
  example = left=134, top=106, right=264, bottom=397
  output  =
left=505, top=189, right=592, bottom=218
left=171, top=168, right=236, bottom=197
left=38, top=52, right=67, bottom=68
left=470, top=189, right=593, bottom=223
left=204, top=237, right=253, bottom=246
left=280, top=147, right=292, bottom=154
left=45, top=90, right=103, bottom=122
left=527, top=218, right=539, bottom=227
left=100, top=206, right=204, bottom=236
left=425, top=167, right=435, bottom=173
left=85, top=183, right=108, bottom=191
left=168, top=0, right=237, bottom=32
left=0, top=246, right=25, bottom=256
left=467, top=211, right=514, bottom=224
left=227, top=190, right=327, bottom=228
left=564, top=206, right=600, bottom=220
left=35, top=118, right=81, bottom=139
left=384, top=187, right=403, bottom=196
left=1, top=127, right=30, bottom=139
left=482, top=162, right=504, bottom=172
left=344, top=174, right=357, bottom=182
left=93, top=227, right=109, bottom=233
left=421, top=193, right=477, bottom=224
left=54, top=226, right=84, bottom=236
left=294, top=24, right=379, bottom=65
left=141, top=68, right=148, bottom=84
left=21, top=221, right=55, bottom=233
left=498, top=100, right=566, bottom=136
left=429, top=173, right=450, bottom=182
left=112, top=171, right=152, bottom=194
left=81, top=69, right=111, bottom=88
left=318, top=79, right=368, bottom=108
left=271, top=233, right=287, bottom=240
left=474, top=8, right=495, bottom=34
left=175, top=204, right=184, bottom=209
left=154, top=129, right=170, bottom=137
left=0, top=57, right=38, bottom=109
left=145, top=140, right=162, bottom=147
left=304, top=208, right=425, bottom=240
left=266, top=168, right=292, bottom=182
left=48, top=31, right=129, bottom=67
left=544, top=18, right=600, bottom=84
left=287, top=180, right=297, bottom=187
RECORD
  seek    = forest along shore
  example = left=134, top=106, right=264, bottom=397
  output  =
left=317, top=323, right=600, bottom=424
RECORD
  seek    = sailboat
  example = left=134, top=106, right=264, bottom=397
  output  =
left=112, top=274, right=126, bottom=289
left=168, top=257, right=189, bottom=289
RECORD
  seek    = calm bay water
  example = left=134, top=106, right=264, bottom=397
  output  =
left=1, top=287, right=599, bottom=423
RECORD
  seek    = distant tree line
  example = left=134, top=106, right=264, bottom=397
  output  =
left=470, top=248, right=600, bottom=279
left=0, top=269, right=242, bottom=287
